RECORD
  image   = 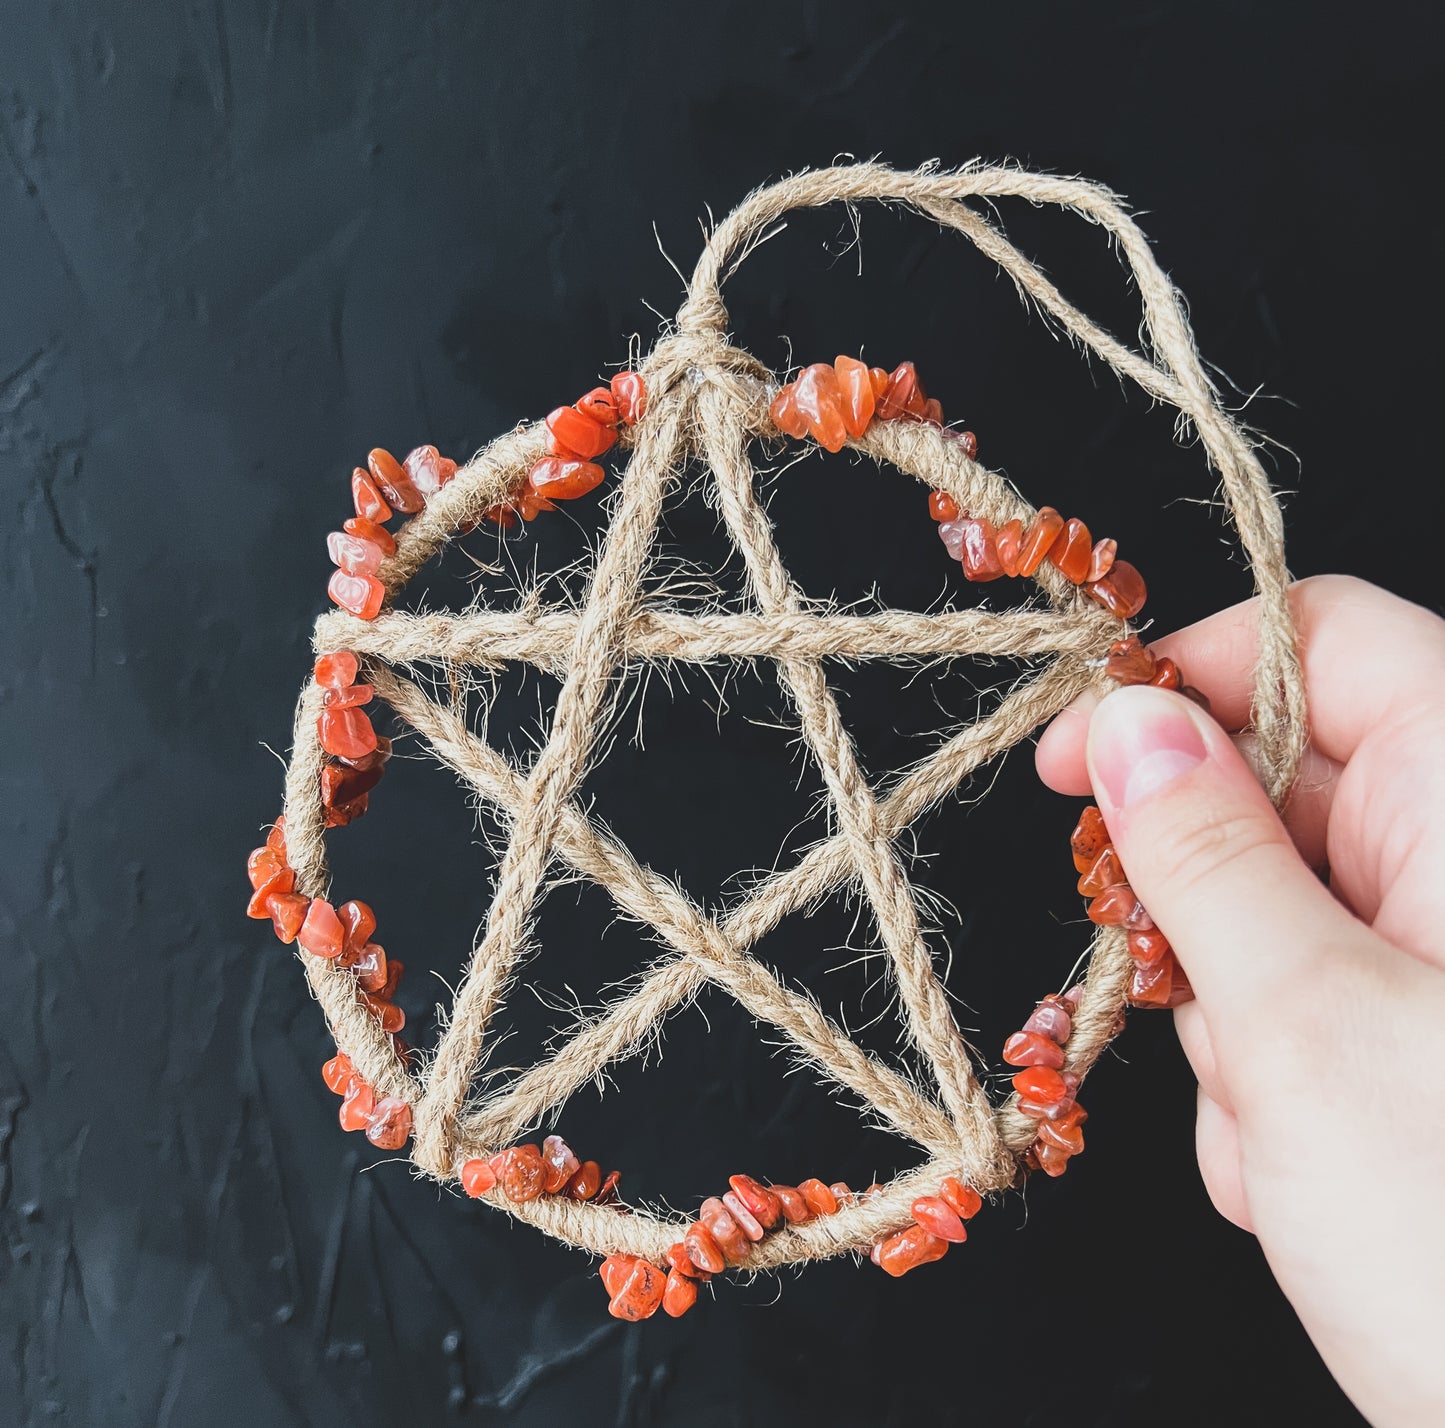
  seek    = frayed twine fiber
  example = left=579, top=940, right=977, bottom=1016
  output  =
left=278, top=162, right=1304, bottom=1267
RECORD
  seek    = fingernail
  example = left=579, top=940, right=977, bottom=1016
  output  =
left=1088, top=687, right=1208, bottom=814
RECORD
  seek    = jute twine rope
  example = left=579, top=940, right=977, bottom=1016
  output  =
left=277, top=162, right=1304, bottom=1269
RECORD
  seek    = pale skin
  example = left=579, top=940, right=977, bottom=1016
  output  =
left=1033, top=575, right=1445, bottom=1427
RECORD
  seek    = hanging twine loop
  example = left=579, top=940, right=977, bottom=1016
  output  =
left=280, top=161, right=1305, bottom=1269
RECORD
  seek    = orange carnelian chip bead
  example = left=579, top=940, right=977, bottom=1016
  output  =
left=727, top=1174, right=781, bottom=1230
left=698, top=1196, right=750, bottom=1264
left=792, top=362, right=849, bottom=452
left=722, top=1191, right=764, bottom=1241
left=1104, top=636, right=1155, bottom=684
left=868, top=366, right=890, bottom=399
left=911, top=1195, right=967, bottom=1242
left=1013, top=1065, right=1069, bottom=1104
left=684, top=1222, right=727, bottom=1274
left=318, top=705, right=378, bottom=760
left=528, top=456, right=605, bottom=501
left=246, top=868, right=294, bottom=919
left=328, top=529, right=384, bottom=577
left=461, top=1158, right=497, bottom=1197
left=546, top=405, right=617, bottom=461
left=314, top=650, right=360, bottom=688
left=877, top=1225, right=948, bottom=1277
left=322, top=1053, right=354, bottom=1094
left=267, top=891, right=309, bottom=943
left=1149, top=656, right=1182, bottom=690
left=1023, top=995, right=1073, bottom=1042
left=877, top=361, right=925, bottom=421
left=576, top=386, right=620, bottom=427
left=921, top=396, right=944, bottom=425
left=365, top=1097, right=412, bottom=1150
left=368, top=448, right=423, bottom=514
left=349, top=944, right=389, bottom=993
left=541, top=1134, right=580, bottom=1194
left=662, top=1267, right=698, bottom=1318
left=1017, top=506, right=1065, bottom=577
left=1086, top=538, right=1117, bottom=583
left=769, top=384, right=810, bottom=439
left=1070, top=805, right=1110, bottom=873
left=323, top=683, right=373, bottom=710
left=1030, top=1137, right=1073, bottom=1178
left=958, top=517, right=1004, bottom=581
left=995, top=518, right=1025, bottom=577
left=403, top=445, right=456, bottom=499
left=1077, top=846, right=1127, bottom=898
left=362, top=994, right=404, bottom=1034
left=939, top=1177, right=983, bottom=1221
left=499, top=1144, right=546, bottom=1202
left=599, top=1254, right=634, bottom=1297
left=337, top=900, right=376, bottom=956
left=1036, top=1109, right=1086, bottom=1157
left=327, top=570, right=384, bottom=621
left=339, top=1080, right=375, bottom=1131
left=828, top=1181, right=853, bottom=1206
left=1088, top=559, right=1147, bottom=619
left=666, top=1243, right=706, bottom=1280
left=949, top=428, right=979, bottom=460
left=1128, top=927, right=1171, bottom=965
left=797, top=1178, right=838, bottom=1216
left=298, top=899, right=345, bottom=959
left=351, top=467, right=393, bottom=524
left=1129, top=953, right=1175, bottom=1007
left=928, top=490, right=960, bottom=522
left=344, top=515, right=397, bottom=557
left=607, top=1258, right=665, bottom=1322
left=833, top=354, right=876, bottom=438
left=1002, top=1030, right=1066, bottom=1070
left=1048, top=516, right=1093, bottom=583
left=771, top=1184, right=809, bottom=1224
left=1088, top=884, right=1153, bottom=930
left=566, top=1160, right=602, bottom=1200
left=609, top=371, right=647, bottom=425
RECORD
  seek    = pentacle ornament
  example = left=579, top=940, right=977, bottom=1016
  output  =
left=248, top=163, right=1305, bottom=1321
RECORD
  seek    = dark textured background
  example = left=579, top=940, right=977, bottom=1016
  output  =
left=3, top=2, right=1442, bottom=1424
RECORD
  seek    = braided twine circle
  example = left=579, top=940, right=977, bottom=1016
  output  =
left=278, top=163, right=1305, bottom=1270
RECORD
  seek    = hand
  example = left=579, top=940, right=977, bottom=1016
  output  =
left=1035, top=575, right=1445, bottom=1428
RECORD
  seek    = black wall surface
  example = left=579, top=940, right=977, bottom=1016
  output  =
left=3, top=2, right=1442, bottom=1424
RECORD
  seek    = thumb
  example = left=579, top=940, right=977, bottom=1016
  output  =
left=1085, top=686, right=1356, bottom=1019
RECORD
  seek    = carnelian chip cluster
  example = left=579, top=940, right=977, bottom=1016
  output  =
left=484, top=370, right=647, bottom=528
left=245, top=817, right=414, bottom=1148
left=770, top=357, right=975, bottom=458
left=869, top=1174, right=984, bottom=1277
left=313, top=649, right=392, bottom=827
left=457, top=1134, right=622, bottom=1209
left=1004, top=986, right=1090, bottom=1177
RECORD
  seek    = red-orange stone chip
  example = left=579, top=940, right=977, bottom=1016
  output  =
left=403, top=444, right=456, bottom=498
left=267, top=891, right=308, bottom=943
left=1002, top=1030, right=1066, bottom=1070
left=683, top=1222, right=727, bottom=1275
left=1012, top=1066, right=1069, bottom=1105
left=797, top=1178, right=838, bottom=1216
left=995, top=517, right=1025, bottom=577
left=594, top=1170, right=622, bottom=1206
left=1104, top=636, right=1155, bottom=685
left=1018, top=506, right=1065, bottom=576
left=1048, top=516, right=1093, bottom=583
left=528, top=456, right=605, bottom=501
left=769, top=383, right=809, bottom=439
left=576, top=386, right=619, bottom=427
left=609, top=371, right=647, bottom=425
left=721, top=1191, right=764, bottom=1242
left=314, top=650, right=360, bottom=688
left=327, top=570, right=384, bottom=621
left=546, top=404, right=617, bottom=461
left=1087, top=884, right=1153, bottom=930
left=318, top=705, right=378, bottom=761
left=1088, top=559, right=1147, bottom=619
left=365, top=1097, right=412, bottom=1150
left=928, top=489, right=960, bottom=523
left=662, top=1268, right=698, bottom=1318
left=1149, top=656, right=1182, bottom=690
left=298, top=899, right=345, bottom=959
left=607, top=1258, right=665, bottom=1322
left=698, top=1196, right=751, bottom=1264
left=833, top=354, right=876, bottom=438
left=327, top=529, right=384, bottom=577
left=339, top=1080, right=376, bottom=1131
left=321, top=1053, right=354, bottom=1094
left=792, top=362, right=848, bottom=452
left=958, top=517, right=1004, bottom=582
left=939, top=1177, right=983, bottom=1221
left=771, top=1184, right=810, bottom=1224
left=1086, top=538, right=1118, bottom=583
left=566, top=1160, right=602, bottom=1200
left=541, top=1134, right=580, bottom=1193
left=876, top=1225, right=948, bottom=1277
left=344, top=515, right=397, bottom=557
left=461, top=1158, right=497, bottom=1197
left=322, top=683, right=373, bottom=710
left=911, top=1195, right=967, bottom=1243
left=499, top=1144, right=546, bottom=1202
left=599, top=1254, right=633, bottom=1297
left=1070, top=805, right=1111, bottom=873
left=876, top=361, right=924, bottom=421
left=1128, top=927, right=1171, bottom=966
left=1077, top=846, right=1127, bottom=898
left=351, top=467, right=392, bottom=524
left=727, top=1174, right=782, bottom=1230
left=368, top=447, right=423, bottom=514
